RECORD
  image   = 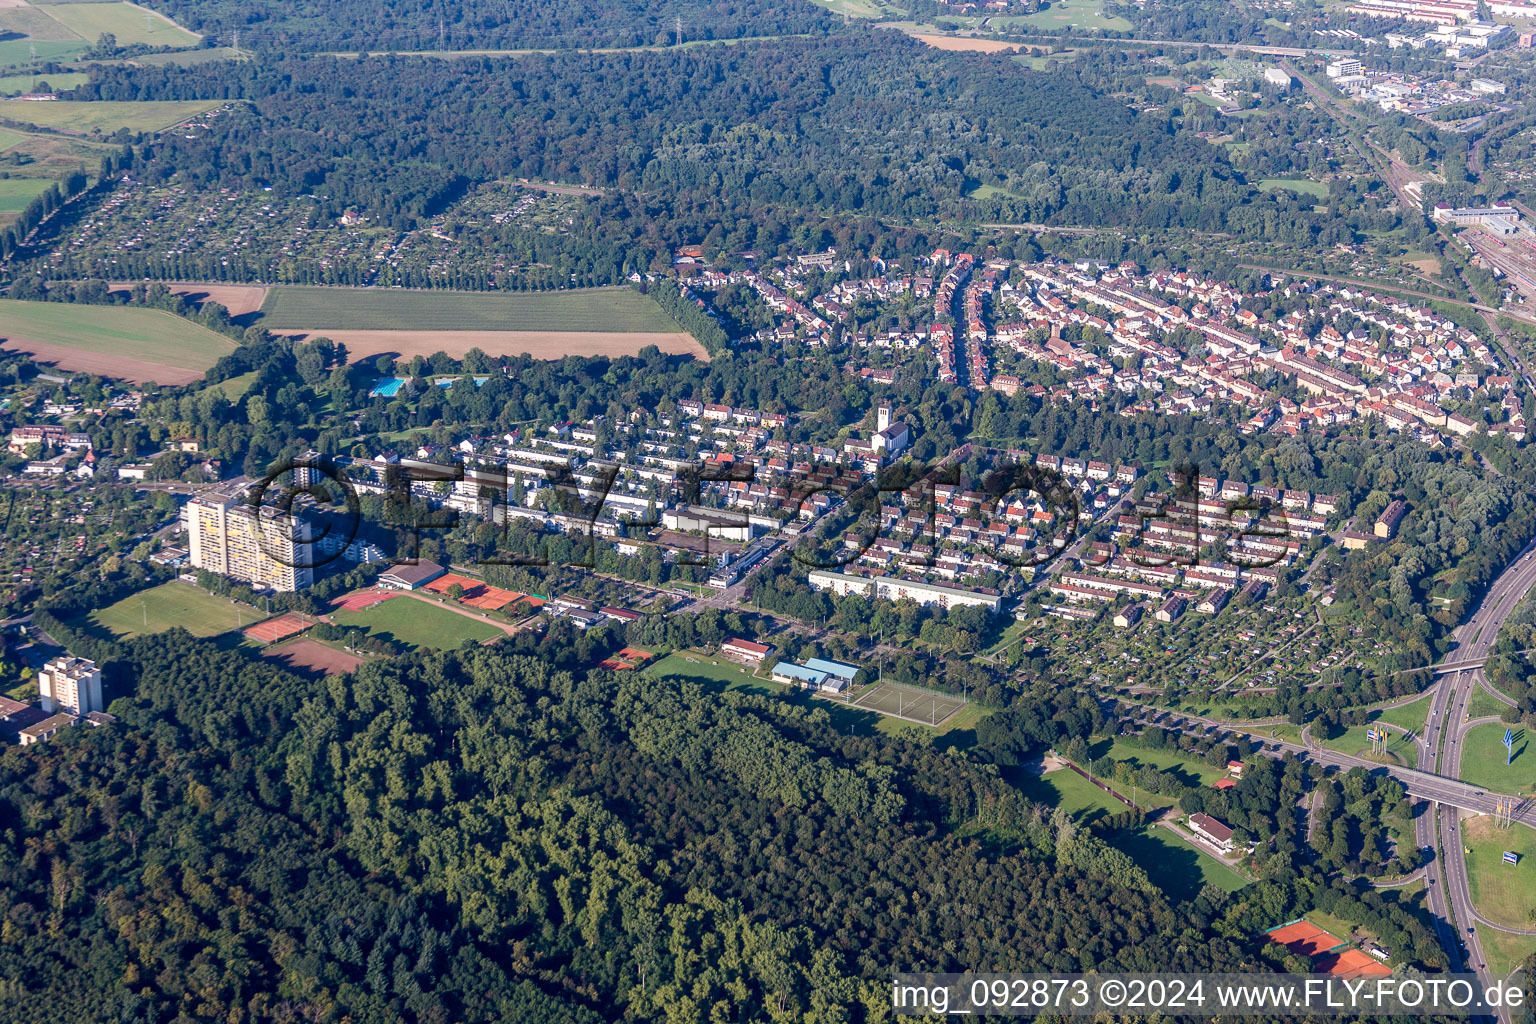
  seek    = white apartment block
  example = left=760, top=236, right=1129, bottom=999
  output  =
left=39, top=656, right=102, bottom=717
left=186, top=494, right=315, bottom=592
left=807, top=569, right=1002, bottom=613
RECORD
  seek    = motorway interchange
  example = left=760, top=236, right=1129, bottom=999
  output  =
left=1114, top=540, right=1536, bottom=1022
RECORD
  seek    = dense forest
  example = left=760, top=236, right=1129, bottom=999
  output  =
left=144, top=0, right=834, bottom=51
left=65, top=35, right=1326, bottom=242
left=0, top=628, right=1296, bottom=1023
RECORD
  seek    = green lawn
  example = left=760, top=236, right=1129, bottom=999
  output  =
left=1469, top=686, right=1512, bottom=722
left=993, top=0, right=1131, bottom=31
left=330, top=596, right=501, bottom=651
left=258, top=285, right=683, bottom=333
left=1459, top=723, right=1536, bottom=795
left=1317, top=722, right=1417, bottom=765
left=1316, top=693, right=1433, bottom=763
left=1463, top=816, right=1536, bottom=932
left=0, top=98, right=220, bottom=133
left=1092, top=737, right=1226, bottom=791
left=969, top=183, right=1024, bottom=202
left=1476, top=923, right=1536, bottom=982
left=1112, top=825, right=1249, bottom=899
left=0, top=299, right=237, bottom=374
left=0, top=72, right=88, bottom=96
left=0, top=177, right=54, bottom=212
left=87, top=581, right=263, bottom=639
left=1371, top=692, right=1434, bottom=732
left=36, top=3, right=200, bottom=48
left=0, top=128, right=25, bottom=152
left=201, top=369, right=259, bottom=400
left=1259, top=178, right=1329, bottom=199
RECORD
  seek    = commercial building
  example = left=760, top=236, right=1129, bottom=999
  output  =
left=38, top=656, right=102, bottom=717
left=1430, top=202, right=1521, bottom=236
left=186, top=493, right=316, bottom=592
left=663, top=506, right=754, bottom=543
left=1326, top=59, right=1363, bottom=79
left=807, top=569, right=1003, bottom=613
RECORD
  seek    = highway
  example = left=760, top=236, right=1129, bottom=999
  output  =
left=1413, top=536, right=1536, bottom=1017
left=1113, top=534, right=1536, bottom=1015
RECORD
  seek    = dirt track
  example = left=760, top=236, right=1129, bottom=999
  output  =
left=275, top=329, right=710, bottom=362
left=0, top=338, right=205, bottom=384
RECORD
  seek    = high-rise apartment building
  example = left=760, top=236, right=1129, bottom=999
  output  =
left=185, top=493, right=315, bottom=592
left=38, top=656, right=102, bottom=716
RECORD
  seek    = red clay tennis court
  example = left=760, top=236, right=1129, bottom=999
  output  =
left=243, top=613, right=312, bottom=645
left=331, top=591, right=397, bottom=612
left=423, top=573, right=523, bottom=610
left=598, top=658, right=636, bottom=670
left=1265, top=920, right=1345, bottom=958
left=1315, top=949, right=1390, bottom=976
left=617, top=647, right=654, bottom=662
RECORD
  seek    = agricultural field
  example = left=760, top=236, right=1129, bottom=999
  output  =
left=0, top=0, right=85, bottom=65
left=258, top=285, right=683, bottom=333
left=86, top=581, right=263, bottom=639
left=0, top=97, right=221, bottom=133
left=329, top=594, right=502, bottom=651
left=1458, top=723, right=1536, bottom=795
left=0, top=70, right=86, bottom=94
left=0, top=298, right=237, bottom=382
left=1462, top=815, right=1536, bottom=933
left=0, top=175, right=52, bottom=211
left=34, top=2, right=200, bottom=48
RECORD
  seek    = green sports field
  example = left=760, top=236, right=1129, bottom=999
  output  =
left=643, top=650, right=779, bottom=695
left=35, top=3, right=200, bottom=48
left=0, top=299, right=238, bottom=376
left=1259, top=178, right=1329, bottom=199
left=257, top=285, right=682, bottom=332
left=1012, top=765, right=1124, bottom=820
left=0, top=98, right=220, bottom=133
left=1112, top=826, right=1250, bottom=899
left=87, top=582, right=263, bottom=639
left=1459, top=723, right=1536, bottom=794
left=330, top=596, right=501, bottom=650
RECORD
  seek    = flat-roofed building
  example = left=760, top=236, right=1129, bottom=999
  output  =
left=186, top=493, right=315, bottom=592
left=38, top=656, right=102, bottom=717
left=807, top=569, right=1003, bottom=613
